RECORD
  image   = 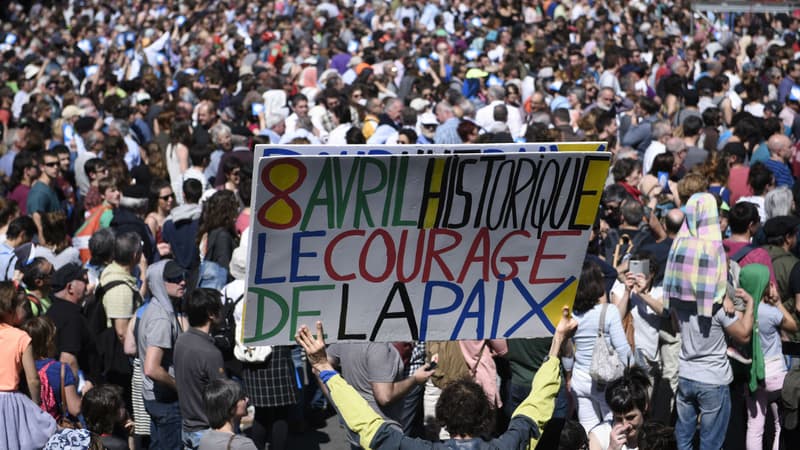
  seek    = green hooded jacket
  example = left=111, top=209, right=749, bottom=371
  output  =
left=739, top=263, right=770, bottom=392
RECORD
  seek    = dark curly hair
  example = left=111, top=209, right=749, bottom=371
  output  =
left=572, top=260, right=605, bottom=314
left=435, top=379, right=495, bottom=438
left=196, top=190, right=239, bottom=247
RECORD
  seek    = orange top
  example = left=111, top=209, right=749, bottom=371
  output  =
left=0, top=323, right=31, bottom=391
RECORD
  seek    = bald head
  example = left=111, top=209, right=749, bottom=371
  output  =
left=767, top=134, right=792, bottom=160
left=665, top=208, right=685, bottom=235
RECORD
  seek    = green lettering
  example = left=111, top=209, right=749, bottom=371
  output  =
left=333, top=158, right=360, bottom=228
left=290, top=284, right=336, bottom=340
left=243, top=287, right=289, bottom=343
left=392, top=156, right=416, bottom=226
left=354, top=158, right=387, bottom=228
left=381, top=157, right=397, bottom=227
left=301, top=159, right=335, bottom=230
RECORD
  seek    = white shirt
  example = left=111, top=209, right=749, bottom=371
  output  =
left=327, top=123, right=352, bottom=146
left=590, top=421, right=638, bottom=450
left=183, top=167, right=209, bottom=191
left=475, top=100, right=523, bottom=138
left=642, top=140, right=666, bottom=174
left=737, top=195, right=766, bottom=223
left=611, top=281, right=662, bottom=360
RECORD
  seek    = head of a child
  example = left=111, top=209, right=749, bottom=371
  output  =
left=605, top=366, right=651, bottom=445
left=82, top=384, right=127, bottom=435
left=204, top=378, right=248, bottom=430
left=99, top=177, right=121, bottom=208
left=20, top=316, right=56, bottom=358
left=0, top=281, right=25, bottom=325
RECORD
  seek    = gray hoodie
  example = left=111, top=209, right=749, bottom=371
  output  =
left=137, top=260, right=183, bottom=402
left=166, top=203, right=202, bottom=223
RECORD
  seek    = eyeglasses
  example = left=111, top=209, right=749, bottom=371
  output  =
left=44, top=162, right=59, bottom=168
left=159, top=193, right=175, bottom=201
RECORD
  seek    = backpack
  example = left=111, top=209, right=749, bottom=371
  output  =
left=728, top=245, right=755, bottom=310
left=83, top=280, right=141, bottom=384
left=605, top=228, right=651, bottom=269
left=426, top=340, right=487, bottom=389
left=37, top=360, right=59, bottom=420
left=212, top=292, right=244, bottom=356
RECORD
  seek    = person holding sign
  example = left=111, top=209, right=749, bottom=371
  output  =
left=295, top=306, right=577, bottom=450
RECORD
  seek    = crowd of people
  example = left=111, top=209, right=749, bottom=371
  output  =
left=4, top=0, right=800, bottom=449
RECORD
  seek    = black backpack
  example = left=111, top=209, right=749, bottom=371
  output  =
left=211, top=292, right=244, bottom=356
left=83, top=280, right=141, bottom=384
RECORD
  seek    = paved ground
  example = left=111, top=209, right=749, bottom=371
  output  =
left=285, top=411, right=351, bottom=450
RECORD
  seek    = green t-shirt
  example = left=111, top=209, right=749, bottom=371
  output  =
left=506, top=338, right=553, bottom=386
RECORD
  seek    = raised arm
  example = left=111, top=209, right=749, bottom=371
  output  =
left=296, top=323, right=419, bottom=450
left=512, top=307, right=578, bottom=449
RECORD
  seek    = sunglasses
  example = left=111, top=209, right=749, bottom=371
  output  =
left=160, top=193, right=175, bottom=201
left=165, top=273, right=187, bottom=284
left=44, top=162, right=60, bottom=168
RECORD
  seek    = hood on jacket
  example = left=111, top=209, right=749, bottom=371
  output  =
left=166, top=203, right=202, bottom=223
left=147, top=259, right=174, bottom=314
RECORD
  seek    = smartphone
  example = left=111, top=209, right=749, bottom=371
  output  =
left=425, top=360, right=438, bottom=371
left=629, top=260, right=650, bottom=277
left=251, top=103, right=265, bottom=116
left=657, top=171, right=671, bottom=194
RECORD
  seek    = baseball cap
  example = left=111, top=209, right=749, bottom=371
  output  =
left=420, top=113, right=438, bottom=126
left=51, top=263, right=88, bottom=293
left=163, top=260, right=188, bottom=283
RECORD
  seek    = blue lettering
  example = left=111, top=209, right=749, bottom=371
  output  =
left=503, top=276, right=575, bottom=336
left=290, top=231, right=326, bottom=282
left=254, top=233, right=286, bottom=284
left=451, top=280, right=486, bottom=339
left=419, top=281, right=463, bottom=340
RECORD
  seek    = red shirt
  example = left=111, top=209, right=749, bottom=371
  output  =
left=723, top=239, right=778, bottom=287
left=728, top=165, right=753, bottom=206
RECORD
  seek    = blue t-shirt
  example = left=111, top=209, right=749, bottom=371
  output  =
left=35, top=358, right=76, bottom=411
left=758, top=303, right=785, bottom=358
left=764, top=158, right=795, bottom=188
left=750, top=143, right=770, bottom=166
left=27, top=181, right=62, bottom=215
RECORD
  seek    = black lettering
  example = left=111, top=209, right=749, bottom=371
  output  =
left=338, top=284, right=367, bottom=340
left=473, top=155, right=506, bottom=228
left=369, top=282, right=419, bottom=340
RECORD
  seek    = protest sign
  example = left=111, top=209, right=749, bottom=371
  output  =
left=254, top=141, right=608, bottom=160
left=243, top=148, right=610, bottom=345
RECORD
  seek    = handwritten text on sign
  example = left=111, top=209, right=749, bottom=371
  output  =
left=243, top=151, right=609, bottom=345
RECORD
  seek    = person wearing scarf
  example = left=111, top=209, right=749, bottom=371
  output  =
left=666, top=192, right=755, bottom=450
left=742, top=263, right=798, bottom=450
left=664, top=192, right=727, bottom=317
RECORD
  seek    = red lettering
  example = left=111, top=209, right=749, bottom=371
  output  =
left=529, top=230, right=582, bottom=284
left=324, top=230, right=365, bottom=281
left=359, top=229, right=396, bottom=282
left=397, top=230, right=425, bottom=282
left=422, top=229, right=462, bottom=282
left=492, top=230, right=531, bottom=280
left=457, top=228, right=490, bottom=283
